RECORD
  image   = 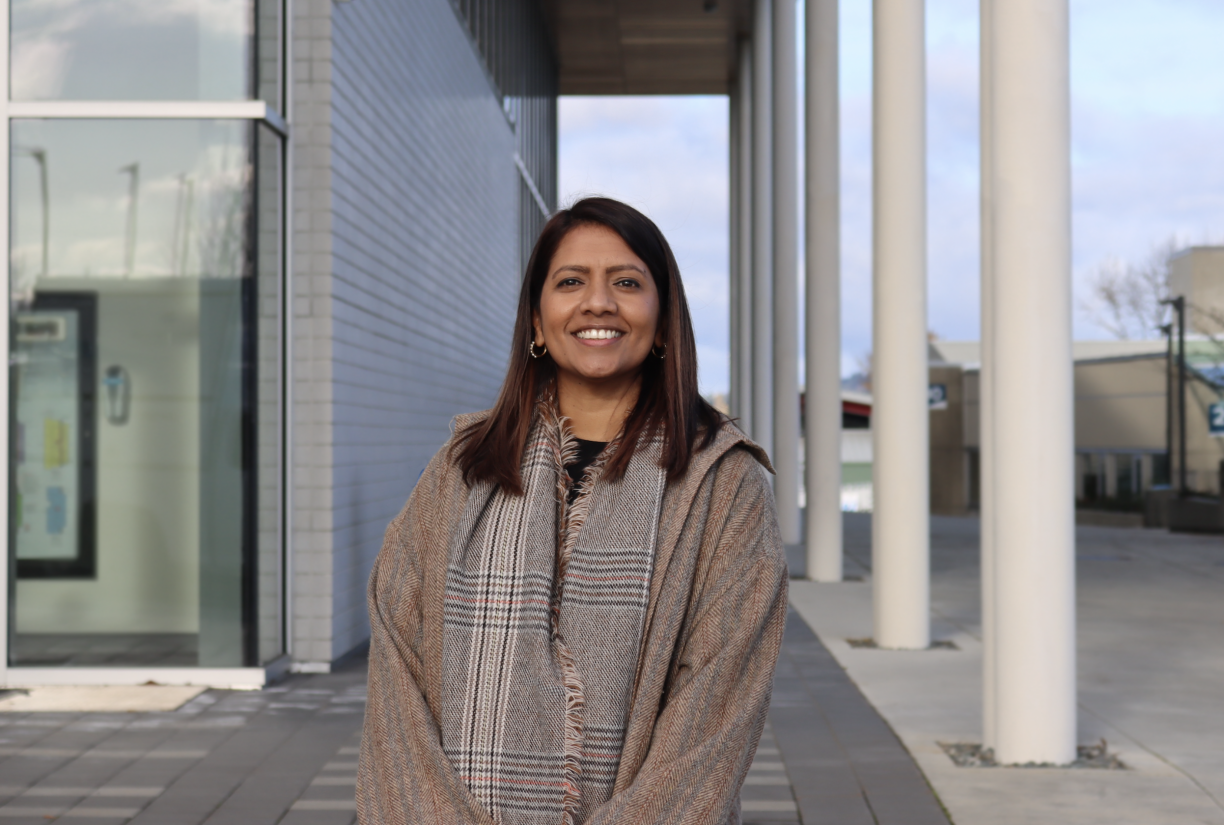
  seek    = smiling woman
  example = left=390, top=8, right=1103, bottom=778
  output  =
left=533, top=223, right=664, bottom=443
left=357, top=197, right=788, bottom=825
left=456, top=198, right=725, bottom=493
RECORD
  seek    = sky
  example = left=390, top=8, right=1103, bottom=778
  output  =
left=559, top=0, right=1224, bottom=397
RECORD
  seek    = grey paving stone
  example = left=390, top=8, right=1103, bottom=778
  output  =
left=770, top=609, right=951, bottom=825
left=200, top=719, right=362, bottom=825
left=276, top=811, right=356, bottom=825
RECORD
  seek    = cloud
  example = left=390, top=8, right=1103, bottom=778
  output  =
left=842, top=0, right=1224, bottom=350
left=561, top=0, right=1224, bottom=382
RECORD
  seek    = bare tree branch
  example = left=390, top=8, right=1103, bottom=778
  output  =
left=1082, top=236, right=1183, bottom=340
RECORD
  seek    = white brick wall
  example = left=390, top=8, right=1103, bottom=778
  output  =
left=291, top=0, right=338, bottom=667
left=290, top=0, right=524, bottom=665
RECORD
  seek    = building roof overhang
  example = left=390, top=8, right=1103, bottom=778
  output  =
left=543, top=0, right=752, bottom=95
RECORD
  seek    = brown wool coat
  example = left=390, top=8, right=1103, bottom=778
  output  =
left=357, top=414, right=789, bottom=825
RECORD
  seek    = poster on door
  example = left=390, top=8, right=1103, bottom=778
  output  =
left=14, top=308, right=81, bottom=564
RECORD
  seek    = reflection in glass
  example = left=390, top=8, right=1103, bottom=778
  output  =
left=10, top=0, right=281, bottom=107
left=13, top=295, right=97, bottom=580
left=9, top=120, right=282, bottom=667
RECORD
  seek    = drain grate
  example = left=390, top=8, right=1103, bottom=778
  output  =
left=939, top=739, right=1127, bottom=769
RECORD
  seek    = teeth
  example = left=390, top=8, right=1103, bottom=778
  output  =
left=576, top=329, right=623, bottom=340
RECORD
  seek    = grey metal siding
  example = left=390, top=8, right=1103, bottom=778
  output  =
left=288, top=0, right=555, bottom=663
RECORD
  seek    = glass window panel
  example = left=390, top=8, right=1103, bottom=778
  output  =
left=9, top=119, right=283, bottom=667
left=10, top=0, right=282, bottom=109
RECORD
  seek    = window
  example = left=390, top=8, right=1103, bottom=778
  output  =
left=6, top=1, right=286, bottom=670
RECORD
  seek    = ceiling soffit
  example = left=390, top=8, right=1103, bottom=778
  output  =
left=544, top=0, right=752, bottom=95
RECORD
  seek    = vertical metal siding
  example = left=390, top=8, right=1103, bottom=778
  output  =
left=450, top=0, right=558, bottom=271
left=291, top=0, right=557, bottom=661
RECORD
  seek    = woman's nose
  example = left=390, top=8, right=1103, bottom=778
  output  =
left=580, top=280, right=616, bottom=313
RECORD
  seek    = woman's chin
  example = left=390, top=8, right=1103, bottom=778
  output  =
left=557, top=361, right=643, bottom=386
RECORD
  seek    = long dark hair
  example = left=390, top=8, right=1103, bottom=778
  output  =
left=453, top=197, right=723, bottom=494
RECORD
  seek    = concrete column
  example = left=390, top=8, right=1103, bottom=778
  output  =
left=871, top=0, right=929, bottom=650
left=805, top=0, right=843, bottom=581
left=988, top=0, right=1077, bottom=765
left=1103, top=453, right=1118, bottom=498
left=752, top=0, right=774, bottom=458
left=979, top=0, right=997, bottom=750
left=738, top=38, right=755, bottom=435
left=773, top=0, right=800, bottom=545
left=729, top=84, right=743, bottom=419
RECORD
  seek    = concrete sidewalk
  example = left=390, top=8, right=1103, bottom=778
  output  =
left=11, top=511, right=1216, bottom=824
left=0, top=664, right=366, bottom=825
left=789, top=513, right=1224, bottom=825
left=0, top=605, right=948, bottom=824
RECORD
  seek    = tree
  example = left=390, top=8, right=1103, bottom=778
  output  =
left=1082, top=236, right=1184, bottom=340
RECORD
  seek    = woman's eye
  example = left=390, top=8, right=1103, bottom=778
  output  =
left=615, top=278, right=640, bottom=289
left=558, top=277, right=582, bottom=287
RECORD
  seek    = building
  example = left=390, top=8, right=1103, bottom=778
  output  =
left=0, top=0, right=1082, bottom=770
left=1170, top=246, right=1224, bottom=335
left=930, top=338, right=1224, bottom=514
left=0, top=0, right=764, bottom=688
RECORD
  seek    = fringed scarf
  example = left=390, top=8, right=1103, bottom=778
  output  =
left=440, top=399, right=666, bottom=825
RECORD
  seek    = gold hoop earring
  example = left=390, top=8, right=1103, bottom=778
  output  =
left=652, top=343, right=667, bottom=360
left=530, top=341, right=547, bottom=359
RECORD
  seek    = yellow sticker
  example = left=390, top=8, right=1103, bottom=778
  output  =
left=43, top=419, right=69, bottom=468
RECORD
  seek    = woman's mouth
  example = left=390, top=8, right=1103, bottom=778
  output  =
left=574, top=329, right=625, bottom=341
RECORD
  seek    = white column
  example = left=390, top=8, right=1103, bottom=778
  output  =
left=1103, top=453, right=1118, bottom=498
left=738, top=38, right=755, bottom=435
left=773, top=0, right=800, bottom=545
left=979, top=0, right=997, bottom=751
left=805, top=0, right=842, bottom=581
left=989, top=0, right=1077, bottom=765
left=872, top=0, right=930, bottom=650
left=752, top=0, right=774, bottom=457
left=729, top=85, right=742, bottom=419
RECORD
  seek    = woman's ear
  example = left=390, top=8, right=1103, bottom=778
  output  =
left=532, top=312, right=543, bottom=347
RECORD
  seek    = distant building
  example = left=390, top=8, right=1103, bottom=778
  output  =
left=929, top=338, right=1224, bottom=514
left=1170, top=247, right=1224, bottom=335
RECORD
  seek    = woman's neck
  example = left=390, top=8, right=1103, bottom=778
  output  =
left=556, top=372, right=641, bottom=441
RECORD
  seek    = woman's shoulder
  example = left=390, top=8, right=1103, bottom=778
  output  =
left=415, top=408, right=495, bottom=496
left=693, top=418, right=775, bottom=482
left=678, top=422, right=786, bottom=577
left=452, top=407, right=492, bottom=431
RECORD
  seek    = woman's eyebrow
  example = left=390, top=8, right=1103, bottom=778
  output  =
left=550, top=262, right=646, bottom=278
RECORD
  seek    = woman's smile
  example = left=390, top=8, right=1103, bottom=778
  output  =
left=573, top=326, right=626, bottom=343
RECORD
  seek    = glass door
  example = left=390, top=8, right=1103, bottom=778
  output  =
left=4, top=0, right=286, bottom=671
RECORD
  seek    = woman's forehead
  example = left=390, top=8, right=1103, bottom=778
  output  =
left=553, top=225, right=651, bottom=276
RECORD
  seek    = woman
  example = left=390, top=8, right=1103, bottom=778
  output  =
left=358, top=198, right=787, bottom=825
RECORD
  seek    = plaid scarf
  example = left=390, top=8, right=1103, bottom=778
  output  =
left=440, top=401, right=666, bottom=825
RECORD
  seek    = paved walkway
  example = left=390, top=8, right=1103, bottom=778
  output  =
left=0, top=665, right=367, bottom=825
left=790, top=513, right=1224, bottom=825
left=14, top=512, right=1214, bottom=824
left=1, top=607, right=947, bottom=824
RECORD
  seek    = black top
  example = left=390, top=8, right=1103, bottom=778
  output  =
left=566, top=439, right=608, bottom=502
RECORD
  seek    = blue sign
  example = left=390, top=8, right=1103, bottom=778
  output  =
left=928, top=383, right=948, bottom=410
left=1210, top=403, right=1224, bottom=436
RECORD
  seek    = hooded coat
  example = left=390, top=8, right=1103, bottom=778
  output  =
left=357, top=412, right=788, bottom=825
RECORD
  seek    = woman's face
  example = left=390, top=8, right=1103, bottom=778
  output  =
left=533, top=224, right=663, bottom=392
